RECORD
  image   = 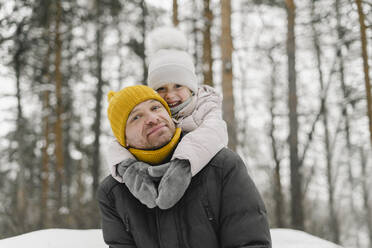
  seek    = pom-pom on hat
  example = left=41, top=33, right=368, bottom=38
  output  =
left=107, top=85, right=171, bottom=147
left=147, top=26, right=198, bottom=93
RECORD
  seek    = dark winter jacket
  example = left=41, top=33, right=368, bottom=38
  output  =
left=97, top=148, right=272, bottom=248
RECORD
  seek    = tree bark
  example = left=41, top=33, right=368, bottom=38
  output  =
left=40, top=19, right=52, bottom=229
left=92, top=0, right=104, bottom=200
left=140, top=0, right=147, bottom=83
left=54, top=0, right=64, bottom=215
left=41, top=89, right=50, bottom=228
left=221, top=0, right=237, bottom=151
left=64, top=18, right=74, bottom=212
left=202, top=0, right=214, bottom=86
left=355, top=0, right=372, bottom=149
left=336, top=0, right=359, bottom=242
left=14, top=22, right=27, bottom=231
left=173, top=0, right=179, bottom=26
left=360, top=148, right=372, bottom=248
left=268, top=48, right=285, bottom=228
left=115, top=14, right=125, bottom=90
left=191, top=0, right=200, bottom=77
left=285, top=0, right=304, bottom=230
left=311, top=1, right=340, bottom=242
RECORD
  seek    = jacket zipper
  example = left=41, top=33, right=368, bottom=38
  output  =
left=204, top=205, right=214, bottom=221
left=124, top=215, right=130, bottom=232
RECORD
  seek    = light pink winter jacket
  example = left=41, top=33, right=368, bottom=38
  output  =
left=105, top=85, right=228, bottom=183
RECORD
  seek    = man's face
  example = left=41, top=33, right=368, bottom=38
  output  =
left=125, top=99, right=176, bottom=150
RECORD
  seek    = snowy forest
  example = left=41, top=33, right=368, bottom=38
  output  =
left=0, top=0, right=371, bottom=247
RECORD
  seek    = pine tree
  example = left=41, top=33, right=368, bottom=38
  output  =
left=220, top=0, right=237, bottom=151
left=285, top=0, right=304, bottom=230
left=202, top=0, right=213, bottom=86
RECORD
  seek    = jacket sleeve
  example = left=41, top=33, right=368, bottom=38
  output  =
left=219, top=152, right=272, bottom=248
left=105, top=138, right=136, bottom=183
left=97, top=185, right=137, bottom=248
left=172, top=86, right=228, bottom=176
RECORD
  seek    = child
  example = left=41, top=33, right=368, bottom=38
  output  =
left=106, top=26, right=228, bottom=209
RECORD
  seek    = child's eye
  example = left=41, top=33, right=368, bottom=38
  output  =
left=156, top=87, right=165, bottom=92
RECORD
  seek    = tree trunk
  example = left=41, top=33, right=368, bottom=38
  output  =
left=221, top=0, right=237, bottom=151
left=14, top=30, right=26, bottom=231
left=140, top=0, right=147, bottom=83
left=268, top=48, right=285, bottom=228
left=336, top=0, right=353, bottom=197
left=72, top=125, right=86, bottom=228
left=355, top=0, right=372, bottom=149
left=15, top=171, right=26, bottom=233
left=336, top=0, right=359, bottom=243
left=311, top=1, right=340, bottom=242
left=202, top=0, right=213, bottom=86
left=41, top=90, right=50, bottom=228
left=173, top=0, right=179, bottom=26
left=285, top=0, right=304, bottom=230
left=64, top=19, right=74, bottom=212
left=191, top=0, right=200, bottom=77
left=92, top=0, right=104, bottom=200
left=76, top=159, right=86, bottom=227
left=360, top=148, right=372, bottom=247
left=40, top=21, right=52, bottom=229
left=54, top=0, right=64, bottom=216
left=115, top=15, right=125, bottom=91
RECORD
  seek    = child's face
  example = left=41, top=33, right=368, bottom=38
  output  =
left=156, top=83, right=192, bottom=108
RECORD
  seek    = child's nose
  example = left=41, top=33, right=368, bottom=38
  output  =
left=165, top=91, right=176, bottom=101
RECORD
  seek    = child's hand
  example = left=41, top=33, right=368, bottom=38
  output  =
left=148, top=162, right=171, bottom=181
left=118, top=159, right=158, bottom=208
left=117, top=158, right=136, bottom=176
left=155, top=159, right=191, bottom=209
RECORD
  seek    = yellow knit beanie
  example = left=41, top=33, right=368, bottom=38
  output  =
left=107, top=85, right=171, bottom=147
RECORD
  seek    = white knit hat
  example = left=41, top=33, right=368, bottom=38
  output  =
left=147, top=26, right=198, bottom=93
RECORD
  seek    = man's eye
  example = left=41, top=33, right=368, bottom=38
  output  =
left=175, top=84, right=182, bottom=88
left=131, top=115, right=140, bottom=121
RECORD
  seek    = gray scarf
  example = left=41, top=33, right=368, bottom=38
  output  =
left=170, top=96, right=193, bottom=116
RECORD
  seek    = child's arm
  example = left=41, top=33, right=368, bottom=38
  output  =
left=172, top=85, right=228, bottom=176
left=105, top=138, right=136, bottom=183
left=152, top=86, right=227, bottom=209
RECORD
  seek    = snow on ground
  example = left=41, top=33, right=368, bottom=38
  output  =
left=0, top=229, right=105, bottom=248
left=0, top=228, right=343, bottom=248
left=271, top=229, right=343, bottom=248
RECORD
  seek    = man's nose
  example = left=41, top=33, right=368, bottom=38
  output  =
left=144, top=112, right=160, bottom=125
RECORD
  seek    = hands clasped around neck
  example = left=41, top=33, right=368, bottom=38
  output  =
left=117, top=158, right=191, bottom=209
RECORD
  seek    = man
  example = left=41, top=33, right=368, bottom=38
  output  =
left=97, top=85, right=272, bottom=248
